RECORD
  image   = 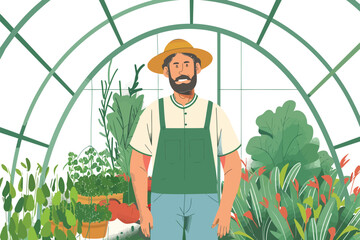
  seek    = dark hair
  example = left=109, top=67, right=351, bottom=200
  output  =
left=162, top=53, right=201, bottom=70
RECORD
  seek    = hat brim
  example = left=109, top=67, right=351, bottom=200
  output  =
left=148, top=47, right=213, bottom=74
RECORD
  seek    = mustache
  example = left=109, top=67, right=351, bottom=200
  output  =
left=175, top=75, right=190, bottom=81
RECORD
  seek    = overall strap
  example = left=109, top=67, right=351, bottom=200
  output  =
left=204, top=101, right=213, bottom=129
left=158, top=98, right=166, bottom=129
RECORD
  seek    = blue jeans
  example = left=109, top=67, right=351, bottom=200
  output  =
left=150, top=193, right=219, bottom=240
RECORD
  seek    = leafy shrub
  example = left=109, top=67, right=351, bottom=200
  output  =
left=74, top=174, right=128, bottom=197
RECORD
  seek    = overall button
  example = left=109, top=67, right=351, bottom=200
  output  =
left=185, top=123, right=187, bottom=126
left=184, top=112, right=187, bottom=115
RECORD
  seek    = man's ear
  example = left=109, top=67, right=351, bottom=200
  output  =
left=163, top=66, right=169, bottom=78
left=196, top=62, right=201, bottom=74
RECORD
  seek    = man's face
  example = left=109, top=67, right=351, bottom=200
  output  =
left=163, top=53, right=201, bottom=95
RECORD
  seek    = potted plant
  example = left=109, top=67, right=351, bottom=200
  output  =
left=65, top=146, right=129, bottom=204
left=76, top=202, right=112, bottom=238
left=74, top=173, right=128, bottom=204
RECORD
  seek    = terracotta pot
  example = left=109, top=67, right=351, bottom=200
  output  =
left=50, top=220, right=77, bottom=236
left=77, top=193, right=123, bottom=204
left=81, top=221, right=108, bottom=239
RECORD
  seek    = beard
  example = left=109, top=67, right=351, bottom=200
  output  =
left=168, top=71, right=197, bottom=95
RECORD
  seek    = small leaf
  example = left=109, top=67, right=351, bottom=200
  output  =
left=0, top=224, right=8, bottom=240
left=41, top=183, right=50, bottom=197
left=234, top=231, right=255, bottom=240
left=52, top=191, right=61, bottom=205
left=18, top=220, right=27, bottom=238
left=294, top=219, right=305, bottom=240
left=21, top=162, right=26, bottom=169
left=4, top=195, right=12, bottom=211
left=59, top=177, right=65, bottom=193
left=54, top=226, right=66, bottom=240
left=303, top=196, right=313, bottom=208
left=23, top=212, right=32, bottom=228
left=9, top=182, right=16, bottom=198
left=18, top=177, right=23, bottom=192
left=26, top=158, right=31, bottom=171
left=15, top=169, right=22, bottom=177
left=28, top=226, right=37, bottom=240
left=25, top=195, right=35, bottom=211
left=29, top=174, right=35, bottom=192
left=2, top=181, right=9, bottom=197
left=36, top=188, right=46, bottom=205
left=1, top=164, right=9, bottom=173
left=41, top=221, right=52, bottom=237
left=313, top=205, right=322, bottom=221
left=336, top=225, right=358, bottom=240
left=280, top=163, right=289, bottom=189
left=15, top=197, right=24, bottom=213
left=297, top=203, right=306, bottom=223
left=66, top=209, right=77, bottom=226
left=41, top=208, right=50, bottom=225
left=54, top=164, right=58, bottom=174
left=70, top=187, right=78, bottom=202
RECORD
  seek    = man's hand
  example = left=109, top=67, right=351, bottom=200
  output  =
left=212, top=207, right=231, bottom=238
left=140, top=207, right=153, bottom=237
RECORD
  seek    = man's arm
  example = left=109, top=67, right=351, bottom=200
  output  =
left=130, top=149, right=153, bottom=237
left=212, top=150, right=242, bottom=238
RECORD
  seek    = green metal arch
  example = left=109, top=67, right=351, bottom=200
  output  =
left=8, top=0, right=358, bottom=190
left=205, top=0, right=360, bottom=126
left=36, top=25, right=351, bottom=223
left=0, top=0, right=50, bottom=58
left=8, top=0, right=174, bottom=185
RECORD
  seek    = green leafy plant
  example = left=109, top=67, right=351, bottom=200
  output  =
left=65, top=146, right=114, bottom=181
left=107, top=63, right=145, bottom=179
left=75, top=202, right=112, bottom=223
left=74, top=174, right=128, bottom=197
left=246, top=100, right=322, bottom=186
left=230, top=100, right=360, bottom=239
left=0, top=160, right=50, bottom=240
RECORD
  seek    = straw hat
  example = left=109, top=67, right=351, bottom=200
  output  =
left=148, top=39, right=213, bottom=74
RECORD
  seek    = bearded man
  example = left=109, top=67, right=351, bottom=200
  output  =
left=130, top=39, right=242, bottom=240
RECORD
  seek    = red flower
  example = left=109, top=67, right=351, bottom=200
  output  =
left=241, top=168, right=249, bottom=182
left=321, top=194, right=327, bottom=204
left=340, top=154, right=350, bottom=168
left=344, top=177, right=349, bottom=185
left=244, top=210, right=258, bottom=228
left=307, top=176, right=320, bottom=206
left=322, top=175, right=333, bottom=200
left=231, top=213, right=241, bottom=228
left=276, top=193, right=281, bottom=209
left=351, top=172, right=354, bottom=182
left=258, top=166, right=266, bottom=176
left=291, top=179, right=299, bottom=198
left=354, top=187, right=360, bottom=201
left=259, top=197, right=269, bottom=208
left=279, top=206, right=288, bottom=219
left=355, top=166, right=360, bottom=178
left=306, top=208, right=311, bottom=223
left=328, top=227, right=336, bottom=240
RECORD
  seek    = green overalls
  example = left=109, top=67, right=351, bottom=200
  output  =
left=150, top=98, right=219, bottom=240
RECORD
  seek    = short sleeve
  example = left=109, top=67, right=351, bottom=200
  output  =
left=129, top=105, right=153, bottom=156
left=216, top=105, right=241, bottom=156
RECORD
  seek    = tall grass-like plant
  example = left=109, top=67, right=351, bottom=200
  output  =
left=107, top=63, right=144, bottom=179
